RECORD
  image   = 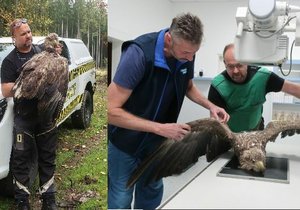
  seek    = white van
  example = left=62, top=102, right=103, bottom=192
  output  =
left=0, top=36, right=96, bottom=196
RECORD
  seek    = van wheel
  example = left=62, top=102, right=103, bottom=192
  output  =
left=71, top=90, right=93, bottom=129
left=0, top=142, right=38, bottom=197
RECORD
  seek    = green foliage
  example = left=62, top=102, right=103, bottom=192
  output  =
left=0, top=197, right=12, bottom=210
left=58, top=146, right=107, bottom=209
left=0, top=0, right=107, bottom=38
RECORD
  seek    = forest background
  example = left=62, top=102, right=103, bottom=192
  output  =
left=0, top=0, right=107, bottom=69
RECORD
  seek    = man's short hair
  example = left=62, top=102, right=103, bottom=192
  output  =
left=10, top=18, right=28, bottom=36
left=169, top=13, right=203, bottom=45
left=223, top=43, right=234, bottom=59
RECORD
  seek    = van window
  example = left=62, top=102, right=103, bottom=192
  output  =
left=68, top=41, right=91, bottom=64
left=59, top=42, right=71, bottom=64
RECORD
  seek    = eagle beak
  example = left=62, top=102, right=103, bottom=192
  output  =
left=255, top=161, right=265, bottom=172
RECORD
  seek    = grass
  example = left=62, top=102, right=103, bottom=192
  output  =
left=60, top=146, right=107, bottom=209
left=0, top=198, right=11, bottom=210
left=0, top=69, right=108, bottom=209
left=55, top=69, right=107, bottom=209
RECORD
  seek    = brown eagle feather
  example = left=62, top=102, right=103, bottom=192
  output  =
left=13, top=45, right=68, bottom=123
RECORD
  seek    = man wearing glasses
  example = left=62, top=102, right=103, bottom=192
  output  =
left=1, top=19, right=58, bottom=210
left=207, top=43, right=300, bottom=156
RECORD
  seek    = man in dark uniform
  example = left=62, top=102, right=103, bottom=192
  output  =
left=1, top=19, right=58, bottom=210
left=107, top=13, right=230, bottom=209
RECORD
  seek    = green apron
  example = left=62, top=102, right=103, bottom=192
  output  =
left=212, top=68, right=271, bottom=132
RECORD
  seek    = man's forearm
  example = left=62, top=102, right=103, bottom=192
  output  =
left=1, top=83, right=15, bottom=98
left=108, top=107, right=161, bottom=134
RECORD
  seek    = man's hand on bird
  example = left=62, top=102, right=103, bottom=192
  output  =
left=210, top=106, right=230, bottom=123
left=157, top=123, right=191, bottom=141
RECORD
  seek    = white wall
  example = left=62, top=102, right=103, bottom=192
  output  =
left=108, top=0, right=173, bottom=77
left=108, top=0, right=250, bottom=77
left=109, top=0, right=300, bottom=77
left=108, top=0, right=173, bottom=41
left=170, top=0, right=248, bottom=76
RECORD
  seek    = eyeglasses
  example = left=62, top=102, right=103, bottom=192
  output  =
left=226, top=63, right=244, bottom=71
left=13, top=18, right=27, bottom=29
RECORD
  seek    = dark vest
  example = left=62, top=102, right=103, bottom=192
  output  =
left=109, top=31, right=194, bottom=155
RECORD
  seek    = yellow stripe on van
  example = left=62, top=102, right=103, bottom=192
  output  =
left=57, top=94, right=84, bottom=124
left=69, top=61, right=95, bottom=81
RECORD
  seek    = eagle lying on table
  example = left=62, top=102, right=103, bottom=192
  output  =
left=13, top=33, right=69, bottom=123
left=127, top=118, right=300, bottom=188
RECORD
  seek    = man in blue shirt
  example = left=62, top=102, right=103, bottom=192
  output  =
left=108, top=13, right=230, bottom=209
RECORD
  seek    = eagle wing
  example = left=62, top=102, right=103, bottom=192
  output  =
left=263, top=120, right=300, bottom=143
left=13, top=51, right=69, bottom=122
left=13, top=52, right=49, bottom=99
left=127, top=118, right=300, bottom=187
left=126, top=118, right=233, bottom=188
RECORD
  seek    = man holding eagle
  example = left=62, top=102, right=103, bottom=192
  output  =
left=1, top=18, right=68, bottom=210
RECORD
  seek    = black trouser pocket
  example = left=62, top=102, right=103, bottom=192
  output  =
left=13, top=128, right=33, bottom=151
left=15, top=133, right=26, bottom=151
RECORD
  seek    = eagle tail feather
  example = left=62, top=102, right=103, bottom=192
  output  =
left=126, top=141, right=173, bottom=189
left=127, top=130, right=213, bottom=188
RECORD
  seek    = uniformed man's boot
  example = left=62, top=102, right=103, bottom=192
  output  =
left=41, top=194, right=58, bottom=210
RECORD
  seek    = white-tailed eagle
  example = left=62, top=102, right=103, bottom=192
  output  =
left=13, top=33, right=69, bottom=123
left=127, top=118, right=300, bottom=188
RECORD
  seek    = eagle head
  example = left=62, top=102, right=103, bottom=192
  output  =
left=44, top=33, right=60, bottom=52
left=238, top=148, right=266, bottom=172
